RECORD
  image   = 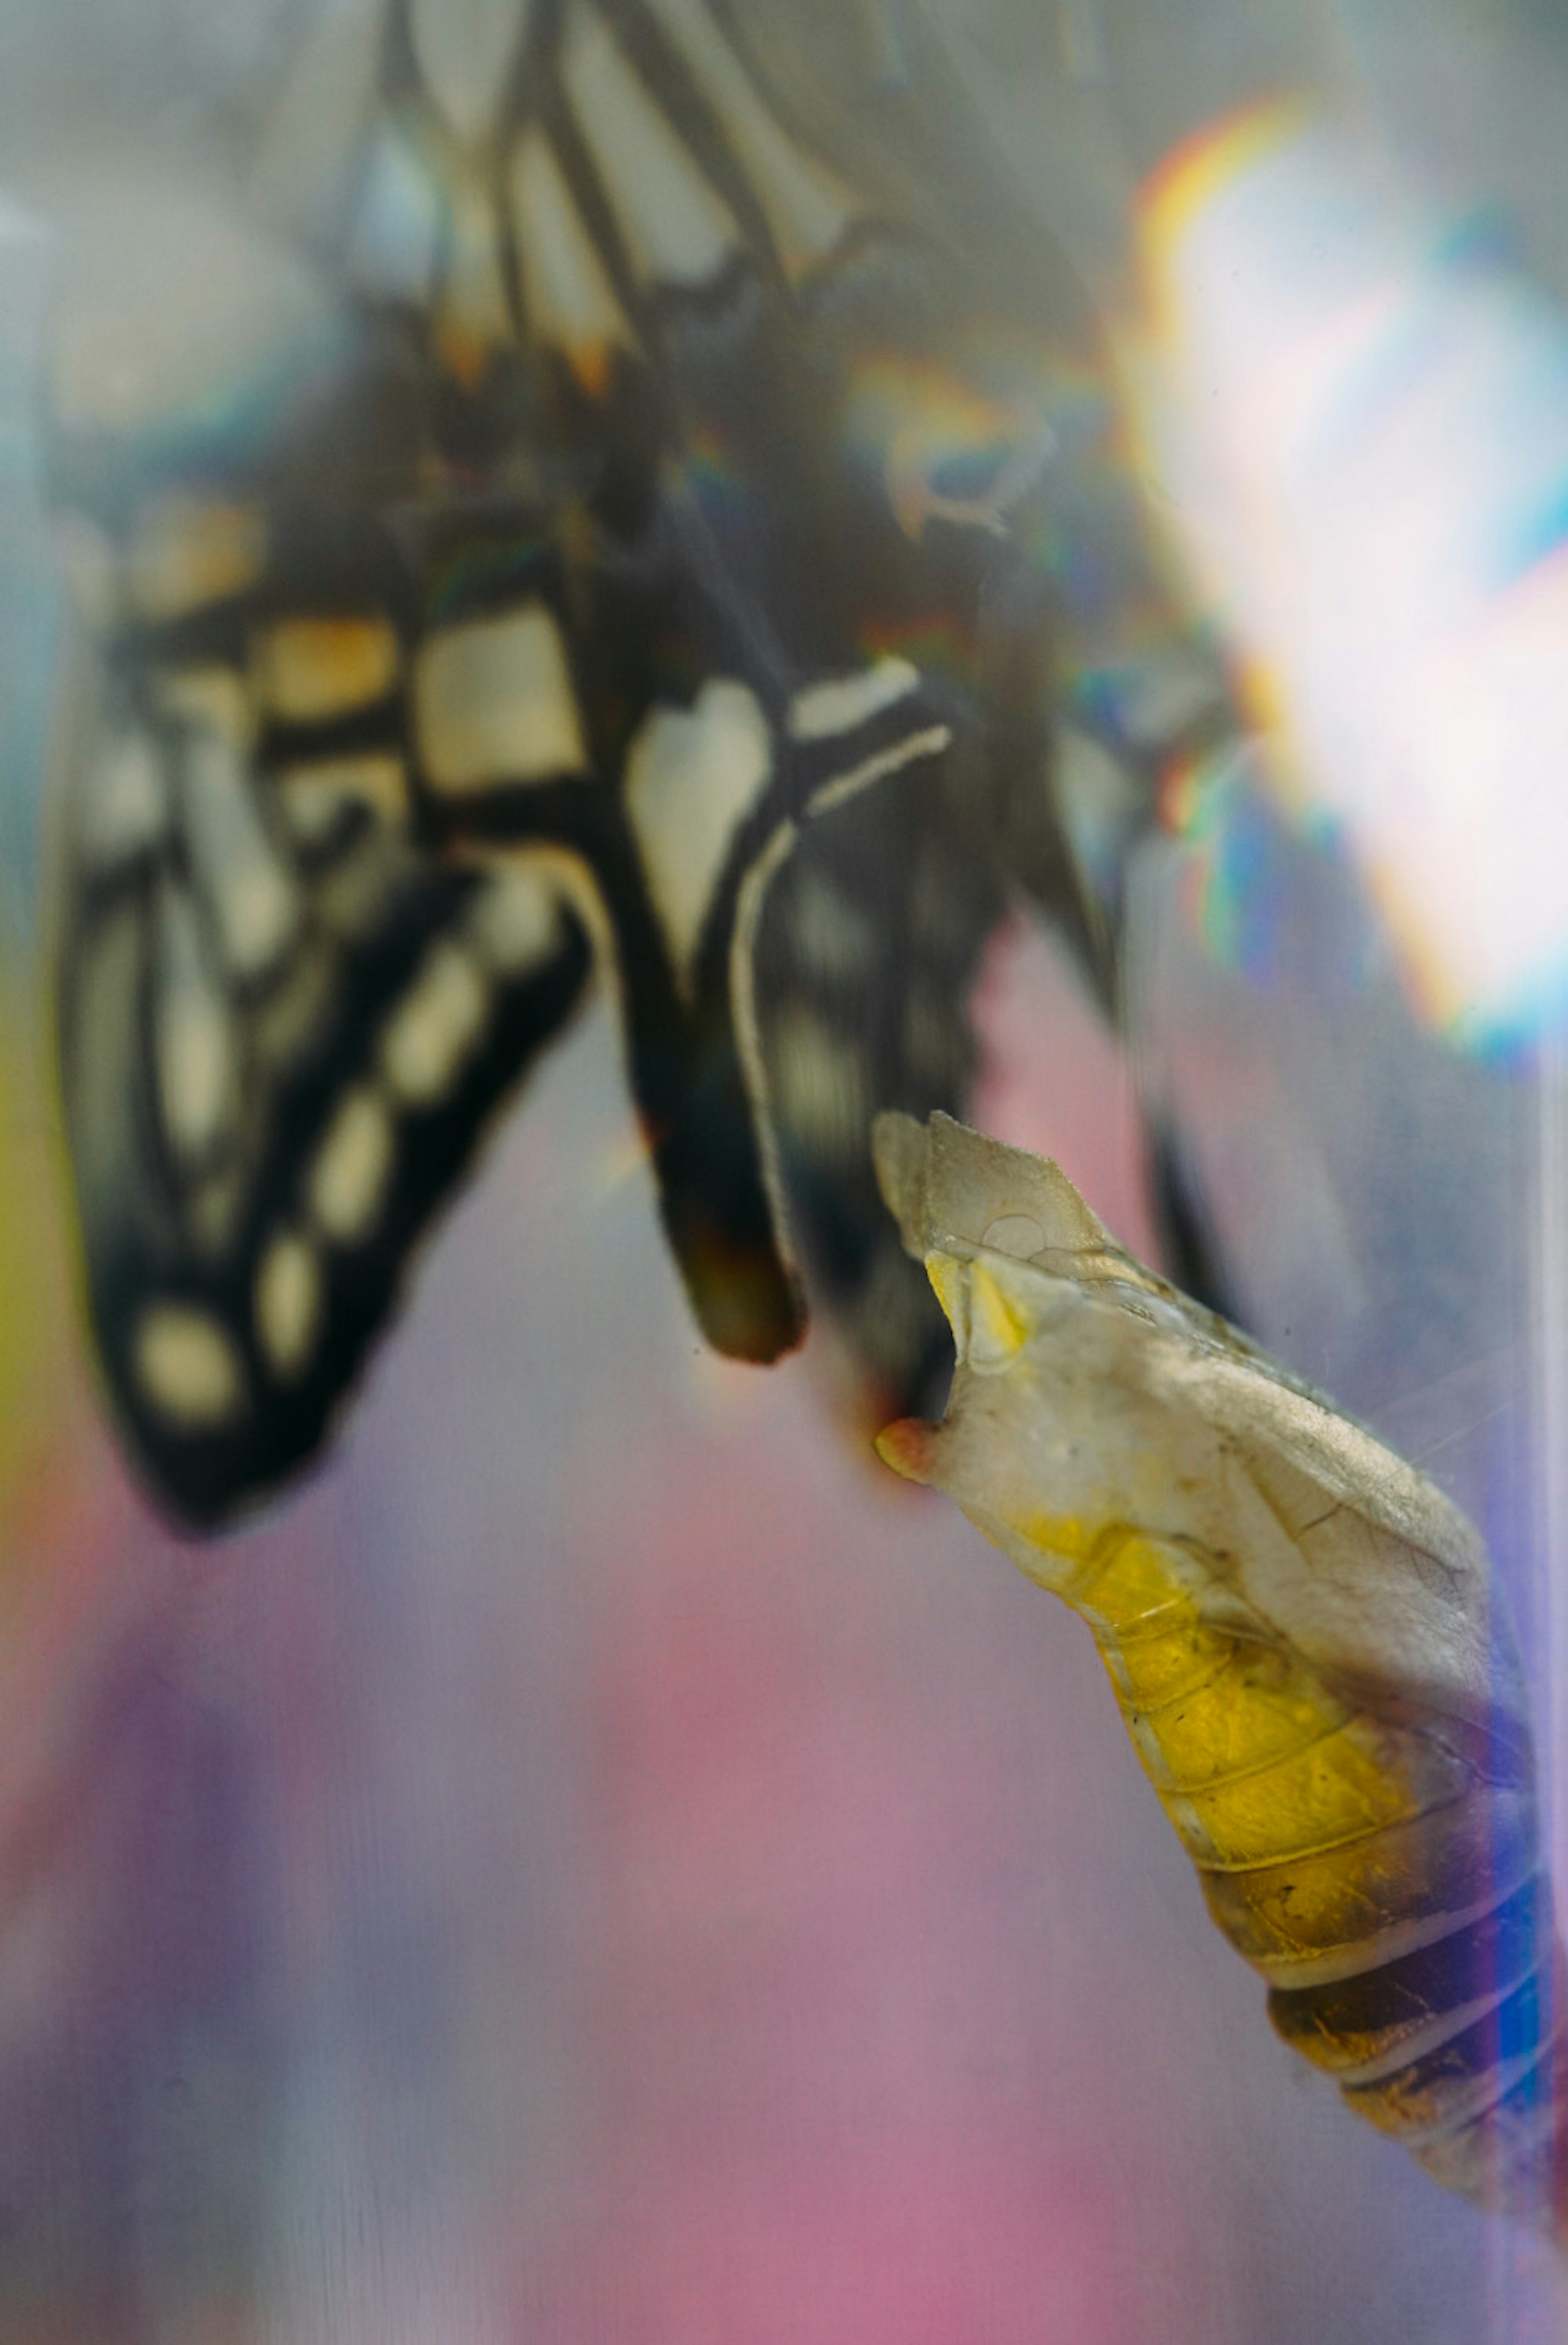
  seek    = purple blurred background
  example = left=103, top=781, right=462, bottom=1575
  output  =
left=1, top=898, right=1561, bottom=2341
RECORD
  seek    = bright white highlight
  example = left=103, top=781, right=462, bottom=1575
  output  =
left=1143, top=116, right=1568, bottom=1038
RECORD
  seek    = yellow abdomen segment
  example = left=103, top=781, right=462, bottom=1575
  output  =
left=1015, top=1519, right=1509, bottom=1980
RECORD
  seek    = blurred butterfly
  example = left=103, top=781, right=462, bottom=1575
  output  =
left=44, top=0, right=1229, bottom=1524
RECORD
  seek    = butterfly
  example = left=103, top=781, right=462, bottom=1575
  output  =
left=44, top=0, right=1229, bottom=1525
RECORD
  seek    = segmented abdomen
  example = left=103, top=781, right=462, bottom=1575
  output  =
left=1069, top=1523, right=1555, bottom=2212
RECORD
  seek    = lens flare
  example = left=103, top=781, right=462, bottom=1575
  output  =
left=1138, top=105, right=1568, bottom=1046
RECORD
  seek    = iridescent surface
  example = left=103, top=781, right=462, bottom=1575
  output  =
left=1140, top=101, right=1568, bottom=1041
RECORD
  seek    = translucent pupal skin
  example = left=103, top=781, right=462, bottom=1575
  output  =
left=875, top=1110, right=1568, bottom=2235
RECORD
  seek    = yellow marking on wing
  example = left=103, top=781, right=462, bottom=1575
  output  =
left=129, top=497, right=267, bottom=622
left=259, top=617, right=400, bottom=723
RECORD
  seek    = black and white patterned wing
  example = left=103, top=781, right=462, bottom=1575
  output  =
left=51, top=468, right=593, bottom=1526
left=748, top=759, right=1007, bottom=1427
left=46, top=0, right=1192, bottom=1518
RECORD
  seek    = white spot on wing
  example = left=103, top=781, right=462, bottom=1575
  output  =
left=466, top=864, right=564, bottom=975
left=788, top=656, right=921, bottom=742
left=561, top=4, right=741, bottom=289
left=175, top=678, right=302, bottom=983
left=624, top=679, right=772, bottom=988
left=381, top=941, right=490, bottom=1105
left=154, top=886, right=240, bottom=1168
left=509, top=129, right=638, bottom=391
left=134, top=1304, right=247, bottom=1428
left=411, top=0, right=533, bottom=143
left=416, top=604, right=589, bottom=792
left=308, top=1086, right=395, bottom=1242
left=255, top=1232, right=323, bottom=1381
left=76, top=727, right=168, bottom=872
left=642, top=0, right=855, bottom=277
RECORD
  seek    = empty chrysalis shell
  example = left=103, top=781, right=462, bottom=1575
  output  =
left=873, top=1109, right=1566, bottom=2235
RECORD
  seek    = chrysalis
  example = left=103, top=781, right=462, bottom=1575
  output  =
left=873, top=1109, right=1565, bottom=2234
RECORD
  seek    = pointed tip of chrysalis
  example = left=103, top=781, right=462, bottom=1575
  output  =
left=874, top=1415, right=940, bottom=1484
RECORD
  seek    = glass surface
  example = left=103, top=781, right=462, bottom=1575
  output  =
left=4, top=4, right=1568, bottom=2337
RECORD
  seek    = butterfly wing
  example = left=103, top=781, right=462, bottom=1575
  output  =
left=46, top=0, right=1189, bottom=1519
left=50, top=512, right=595, bottom=1525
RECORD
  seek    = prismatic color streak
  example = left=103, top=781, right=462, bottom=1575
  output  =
left=1135, top=103, right=1568, bottom=1047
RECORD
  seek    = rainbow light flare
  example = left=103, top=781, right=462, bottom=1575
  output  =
left=1138, top=106, right=1568, bottom=1046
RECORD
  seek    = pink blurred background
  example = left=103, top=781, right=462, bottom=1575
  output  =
left=1, top=891, right=1560, bottom=2342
